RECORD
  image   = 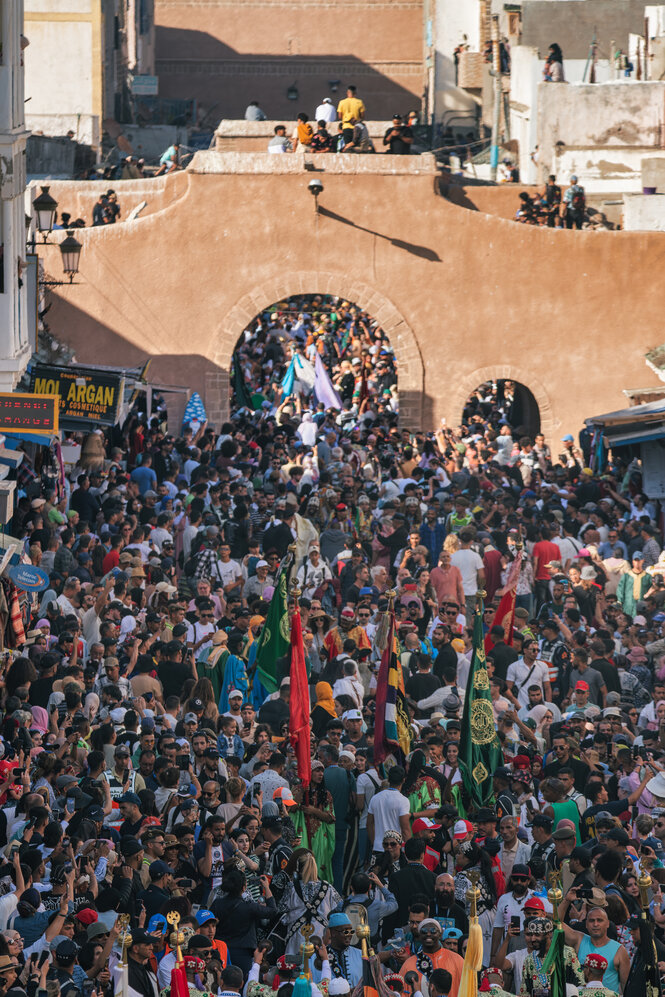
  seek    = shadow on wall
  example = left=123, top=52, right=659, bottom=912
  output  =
left=48, top=296, right=228, bottom=423
left=155, top=27, right=422, bottom=123
left=318, top=206, right=442, bottom=262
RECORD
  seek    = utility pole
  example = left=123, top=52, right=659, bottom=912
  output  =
left=490, top=15, right=502, bottom=181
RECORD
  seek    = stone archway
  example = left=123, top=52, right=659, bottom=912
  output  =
left=205, top=272, right=425, bottom=428
left=446, top=366, right=558, bottom=445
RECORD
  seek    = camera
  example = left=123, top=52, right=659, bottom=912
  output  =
left=578, top=887, right=594, bottom=899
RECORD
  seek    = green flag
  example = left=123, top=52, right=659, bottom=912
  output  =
left=255, top=566, right=290, bottom=694
left=232, top=356, right=253, bottom=411
left=541, top=925, right=566, bottom=997
left=460, top=596, right=504, bottom=809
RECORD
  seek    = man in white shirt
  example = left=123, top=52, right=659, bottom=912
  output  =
left=506, top=639, right=551, bottom=708
left=315, top=97, right=337, bottom=122
left=450, top=530, right=485, bottom=621
left=366, top=765, right=411, bottom=855
left=491, top=865, right=538, bottom=961
left=56, top=577, right=81, bottom=618
left=216, top=543, right=243, bottom=598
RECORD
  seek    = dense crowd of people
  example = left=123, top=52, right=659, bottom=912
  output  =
left=0, top=313, right=663, bottom=997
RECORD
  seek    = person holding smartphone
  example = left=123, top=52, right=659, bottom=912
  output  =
left=490, top=865, right=538, bottom=962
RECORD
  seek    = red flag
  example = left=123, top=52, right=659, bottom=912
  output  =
left=289, top=607, right=311, bottom=787
left=484, top=588, right=517, bottom=652
left=484, top=549, right=522, bottom=652
left=170, top=964, right=189, bottom=997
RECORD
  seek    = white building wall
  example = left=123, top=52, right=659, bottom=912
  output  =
left=0, top=0, right=32, bottom=390
left=432, top=0, right=483, bottom=123
left=23, top=0, right=101, bottom=151
left=509, top=49, right=614, bottom=184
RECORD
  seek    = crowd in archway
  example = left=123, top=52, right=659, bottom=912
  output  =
left=0, top=315, right=663, bottom=997
left=232, top=295, right=399, bottom=418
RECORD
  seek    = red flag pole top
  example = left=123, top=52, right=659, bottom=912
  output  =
left=289, top=585, right=312, bottom=788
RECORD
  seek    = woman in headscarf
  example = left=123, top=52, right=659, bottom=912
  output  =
left=311, top=681, right=337, bottom=739
left=297, top=411, right=317, bottom=447
left=528, top=703, right=554, bottom=752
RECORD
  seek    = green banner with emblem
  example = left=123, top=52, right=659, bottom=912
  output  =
left=255, top=565, right=291, bottom=695
left=460, top=595, right=504, bottom=810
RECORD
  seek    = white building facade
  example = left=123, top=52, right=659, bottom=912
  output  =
left=0, top=0, right=32, bottom=391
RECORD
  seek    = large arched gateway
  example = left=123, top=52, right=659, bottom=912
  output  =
left=41, top=152, right=665, bottom=440
left=209, top=273, right=425, bottom=429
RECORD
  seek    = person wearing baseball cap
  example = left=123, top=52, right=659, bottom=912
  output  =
left=412, top=817, right=442, bottom=872
left=115, top=928, right=159, bottom=997
left=490, top=863, right=535, bottom=962
left=342, top=709, right=367, bottom=750
left=453, top=819, right=474, bottom=843
left=273, top=786, right=298, bottom=808
left=195, top=908, right=229, bottom=966
left=530, top=813, right=555, bottom=865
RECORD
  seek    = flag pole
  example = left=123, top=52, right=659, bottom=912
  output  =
left=548, top=869, right=563, bottom=926
left=289, top=581, right=312, bottom=788
left=637, top=865, right=662, bottom=997
left=458, top=871, right=482, bottom=997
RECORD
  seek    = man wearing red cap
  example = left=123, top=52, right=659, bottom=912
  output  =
left=412, top=817, right=442, bottom=873
left=563, top=680, right=591, bottom=715
left=578, top=954, right=618, bottom=997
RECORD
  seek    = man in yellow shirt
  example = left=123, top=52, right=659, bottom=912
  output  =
left=337, top=85, right=365, bottom=145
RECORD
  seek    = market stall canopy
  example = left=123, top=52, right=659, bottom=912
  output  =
left=585, top=398, right=665, bottom=447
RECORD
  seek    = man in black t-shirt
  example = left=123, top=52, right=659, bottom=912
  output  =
left=157, top=641, right=194, bottom=699
left=383, top=115, right=413, bottom=155
left=406, top=654, right=441, bottom=702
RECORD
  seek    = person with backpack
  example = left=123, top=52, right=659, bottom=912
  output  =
left=563, top=175, right=586, bottom=229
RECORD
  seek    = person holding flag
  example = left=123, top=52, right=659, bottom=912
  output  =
left=522, top=875, right=584, bottom=997
left=374, top=596, right=413, bottom=766
left=624, top=867, right=664, bottom=997
left=459, top=591, right=504, bottom=812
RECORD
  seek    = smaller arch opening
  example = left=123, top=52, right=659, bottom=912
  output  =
left=463, top=379, right=541, bottom=438
left=230, top=293, right=398, bottom=417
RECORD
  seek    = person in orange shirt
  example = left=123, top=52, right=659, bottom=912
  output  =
left=195, top=909, right=229, bottom=966
left=323, top=607, right=371, bottom=658
left=400, top=919, right=464, bottom=997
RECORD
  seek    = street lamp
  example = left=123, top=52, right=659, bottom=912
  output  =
left=32, top=186, right=58, bottom=242
left=59, top=230, right=82, bottom=283
left=40, top=230, right=83, bottom=287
